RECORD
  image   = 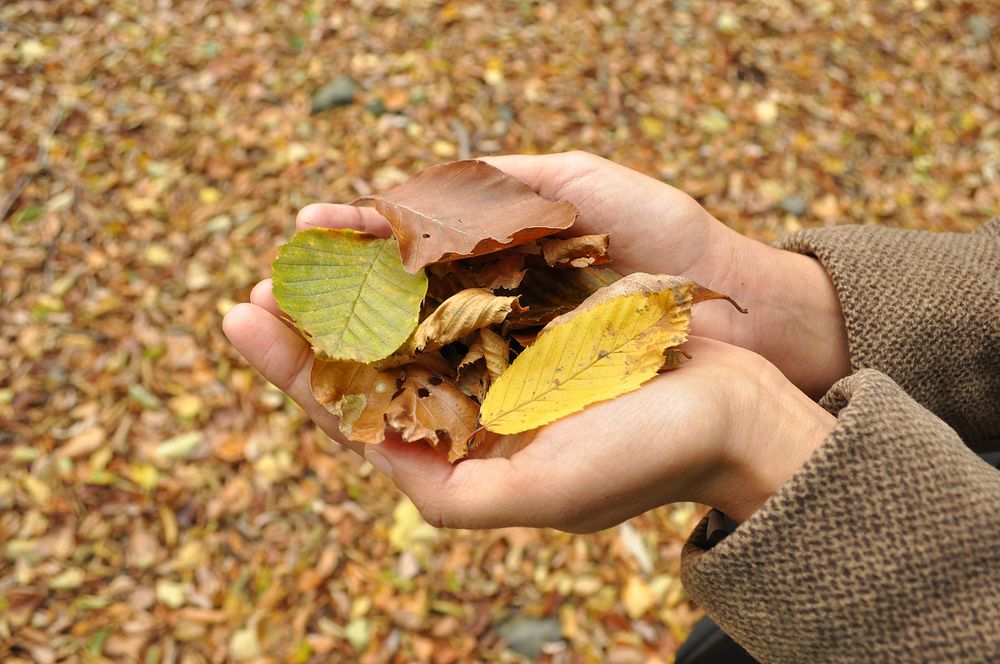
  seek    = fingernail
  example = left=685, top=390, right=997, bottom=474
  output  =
left=365, top=448, right=394, bottom=479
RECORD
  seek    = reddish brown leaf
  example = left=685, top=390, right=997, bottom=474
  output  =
left=427, top=252, right=527, bottom=298
left=353, top=160, right=578, bottom=272
left=384, top=366, right=483, bottom=461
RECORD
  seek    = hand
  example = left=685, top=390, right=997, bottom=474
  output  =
left=226, top=282, right=834, bottom=529
left=473, top=152, right=851, bottom=397
left=222, top=151, right=844, bottom=526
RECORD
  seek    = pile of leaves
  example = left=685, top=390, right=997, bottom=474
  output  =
left=273, top=160, right=740, bottom=462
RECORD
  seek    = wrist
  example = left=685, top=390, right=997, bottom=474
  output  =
left=701, top=234, right=851, bottom=399
left=711, top=361, right=838, bottom=523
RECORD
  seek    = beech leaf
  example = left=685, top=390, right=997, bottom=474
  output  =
left=506, top=265, right=620, bottom=329
left=427, top=252, right=527, bottom=299
left=479, top=273, right=703, bottom=434
left=470, top=328, right=511, bottom=381
left=539, top=233, right=611, bottom=268
left=272, top=229, right=428, bottom=362
left=311, top=361, right=481, bottom=460
left=353, top=160, right=578, bottom=272
left=456, top=328, right=511, bottom=400
left=384, top=366, right=483, bottom=461
left=414, top=288, right=523, bottom=352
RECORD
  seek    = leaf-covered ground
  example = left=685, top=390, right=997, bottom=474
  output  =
left=1, top=1, right=996, bottom=662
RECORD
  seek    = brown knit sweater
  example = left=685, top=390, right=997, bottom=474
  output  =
left=681, top=219, right=1000, bottom=662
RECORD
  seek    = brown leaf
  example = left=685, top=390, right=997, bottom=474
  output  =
left=456, top=360, right=491, bottom=401
left=311, top=361, right=401, bottom=444
left=56, top=426, right=106, bottom=459
left=427, top=251, right=527, bottom=298
left=506, top=266, right=621, bottom=329
left=474, top=328, right=510, bottom=381
left=539, top=233, right=610, bottom=268
left=311, top=361, right=481, bottom=459
left=384, top=366, right=482, bottom=461
left=353, top=160, right=578, bottom=272
left=456, top=329, right=511, bottom=400
left=414, top=288, right=523, bottom=352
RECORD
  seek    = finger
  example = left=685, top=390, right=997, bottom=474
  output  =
left=222, top=303, right=364, bottom=455
left=479, top=152, right=602, bottom=202
left=485, top=152, right=713, bottom=277
left=249, top=279, right=282, bottom=318
left=367, top=435, right=567, bottom=529
left=296, top=203, right=392, bottom=236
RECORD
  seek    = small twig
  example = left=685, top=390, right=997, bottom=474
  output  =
left=1, top=105, right=68, bottom=223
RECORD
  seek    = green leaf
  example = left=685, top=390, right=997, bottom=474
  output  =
left=272, top=229, right=428, bottom=362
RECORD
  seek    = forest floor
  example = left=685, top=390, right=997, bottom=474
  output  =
left=1, top=1, right=997, bottom=662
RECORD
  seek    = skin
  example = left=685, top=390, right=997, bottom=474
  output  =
left=223, top=151, right=848, bottom=531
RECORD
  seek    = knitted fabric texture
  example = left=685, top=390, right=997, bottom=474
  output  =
left=777, top=219, right=1000, bottom=450
left=681, top=220, right=1000, bottom=662
left=682, top=370, right=1000, bottom=662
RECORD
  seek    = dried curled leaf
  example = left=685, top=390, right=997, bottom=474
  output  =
left=311, top=360, right=481, bottom=461
left=353, top=160, right=578, bottom=272
left=479, top=273, right=702, bottom=434
left=456, top=329, right=511, bottom=400
left=539, top=233, right=610, bottom=268
left=427, top=252, right=527, bottom=298
left=384, top=366, right=483, bottom=461
left=414, top=288, right=523, bottom=352
left=506, top=265, right=621, bottom=329
left=461, top=328, right=510, bottom=381
left=272, top=229, right=428, bottom=362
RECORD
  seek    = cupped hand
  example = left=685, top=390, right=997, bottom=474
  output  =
left=246, top=151, right=846, bottom=395
left=223, top=151, right=845, bottom=527
left=226, top=288, right=834, bottom=530
left=476, top=152, right=850, bottom=397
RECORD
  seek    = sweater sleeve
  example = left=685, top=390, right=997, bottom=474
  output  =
left=776, top=219, right=1000, bottom=451
left=681, top=369, right=1000, bottom=663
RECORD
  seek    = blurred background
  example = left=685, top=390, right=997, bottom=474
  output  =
left=1, top=1, right=996, bottom=662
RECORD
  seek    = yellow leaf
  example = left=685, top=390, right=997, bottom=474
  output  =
left=480, top=274, right=732, bottom=434
left=467, top=328, right=510, bottom=381
left=48, top=567, right=85, bottom=590
left=414, top=288, right=521, bottom=352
